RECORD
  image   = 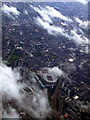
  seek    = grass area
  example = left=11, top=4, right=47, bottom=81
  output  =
left=7, top=49, right=24, bottom=66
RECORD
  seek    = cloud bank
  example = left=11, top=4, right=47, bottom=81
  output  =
left=0, top=63, right=23, bottom=101
left=0, top=63, right=51, bottom=118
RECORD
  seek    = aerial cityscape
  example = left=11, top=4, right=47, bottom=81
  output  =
left=1, top=1, right=90, bottom=120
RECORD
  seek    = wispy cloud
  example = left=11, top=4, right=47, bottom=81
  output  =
left=45, top=6, right=72, bottom=22
left=2, top=4, right=20, bottom=19
left=24, top=10, right=28, bottom=15
left=31, top=5, right=72, bottom=23
left=40, top=67, right=63, bottom=83
left=36, top=16, right=64, bottom=35
left=74, top=17, right=88, bottom=29
left=35, top=16, right=89, bottom=45
left=31, top=5, right=52, bottom=23
left=71, top=29, right=88, bottom=44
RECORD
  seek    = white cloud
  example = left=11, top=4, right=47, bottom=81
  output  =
left=2, top=0, right=88, bottom=4
left=48, top=67, right=63, bottom=77
left=36, top=16, right=64, bottom=35
left=1, top=63, right=51, bottom=118
left=0, top=63, right=23, bottom=101
left=31, top=5, right=72, bottom=23
left=32, top=5, right=89, bottom=47
left=3, top=107, right=20, bottom=118
left=31, top=91, right=51, bottom=118
left=45, top=6, right=72, bottom=22
left=40, top=67, right=63, bottom=83
left=35, top=16, right=89, bottom=45
left=71, top=29, right=88, bottom=44
left=64, top=0, right=88, bottom=4
left=24, top=10, right=28, bottom=15
left=31, top=5, right=53, bottom=23
left=42, top=14, right=53, bottom=23
left=2, top=4, right=20, bottom=19
left=74, top=17, right=88, bottom=29
left=76, top=0, right=87, bottom=4
left=47, top=67, right=63, bottom=81
left=55, top=0, right=88, bottom=4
